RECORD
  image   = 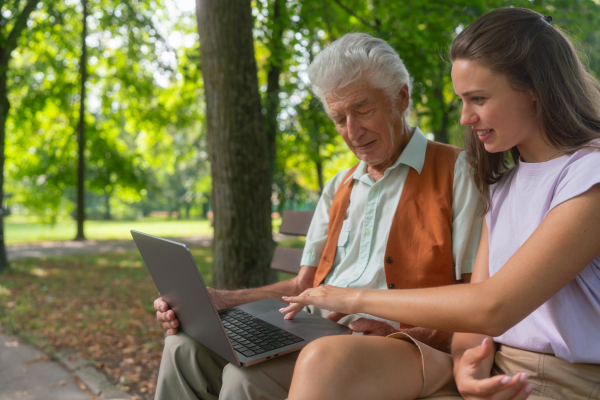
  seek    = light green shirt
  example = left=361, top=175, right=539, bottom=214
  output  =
left=301, top=127, right=483, bottom=290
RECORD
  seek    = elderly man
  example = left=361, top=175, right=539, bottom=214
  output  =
left=153, top=32, right=482, bottom=400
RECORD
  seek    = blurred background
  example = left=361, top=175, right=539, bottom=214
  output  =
left=1, top=0, right=599, bottom=398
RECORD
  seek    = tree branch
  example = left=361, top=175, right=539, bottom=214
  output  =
left=328, top=0, right=376, bottom=30
left=5, top=0, right=39, bottom=55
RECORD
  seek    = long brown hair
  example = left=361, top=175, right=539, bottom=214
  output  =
left=450, top=7, right=600, bottom=213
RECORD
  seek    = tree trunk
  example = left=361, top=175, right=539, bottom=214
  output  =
left=103, top=189, right=111, bottom=220
left=264, top=0, right=285, bottom=173
left=432, top=86, right=450, bottom=144
left=315, top=159, right=324, bottom=195
left=201, top=195, right=210, bottom=218
left=0, top=73, right=9, bottom=271
left=0, top=0, right=41, bottom=271
left=197, top=0, right=273, bottom=289
left=75, top=0, right=88, bottom=240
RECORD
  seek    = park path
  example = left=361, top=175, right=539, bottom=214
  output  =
left=0, top=334, right=92, bottom=400
left=6, top=236, right=212, bottom=260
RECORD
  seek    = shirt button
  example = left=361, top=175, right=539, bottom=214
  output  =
left=365, top=229, right=371, bottom=236
left=353, top=273, right=358, bottom=278
left=388, top=283, right=395, bottom=289
left=386, top=256, right=393, bottom=264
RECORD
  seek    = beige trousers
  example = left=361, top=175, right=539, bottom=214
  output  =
left=399, top=336, right=600, bottom=400
left=492, top=344, right=600, bottom=400
left=154, top=307, right=361, bottom=400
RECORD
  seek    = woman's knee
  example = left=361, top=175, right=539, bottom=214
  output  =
left=295, top=336, right=355, bottom=378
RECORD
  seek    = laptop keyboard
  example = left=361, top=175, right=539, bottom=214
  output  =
left=219, top=309, right=305, bottom=357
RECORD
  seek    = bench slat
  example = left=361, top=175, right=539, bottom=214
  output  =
left=279, top=211, right=314, bottom=236
left=271, top=247, right=303, bottom=274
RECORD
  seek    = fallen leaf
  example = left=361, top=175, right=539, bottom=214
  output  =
left=26, top=355, right=50, bottom=364
left=59, top=380, right=68, bottom=386
left=4, top=341, right=19, bottom=347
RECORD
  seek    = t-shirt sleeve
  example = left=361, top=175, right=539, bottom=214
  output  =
left=549, top=149, right=600, bottom=213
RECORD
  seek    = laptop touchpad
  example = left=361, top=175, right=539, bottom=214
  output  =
left=257, top=309, right=351, bottom=338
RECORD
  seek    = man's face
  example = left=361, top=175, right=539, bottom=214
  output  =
left=326, top=80, right=409, bottom=168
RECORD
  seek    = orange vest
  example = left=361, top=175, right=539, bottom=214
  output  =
left=313, top=140, right=461, bottom=290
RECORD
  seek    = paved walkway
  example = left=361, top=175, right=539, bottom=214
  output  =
left=7, top=236, right=212, bottom=260
left=0, top=334, right=92, bottom=400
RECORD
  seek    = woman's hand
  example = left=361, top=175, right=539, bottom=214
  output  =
left=455, top=338, right=534, bottom=399
left=280, top=285, right=361, bottom=319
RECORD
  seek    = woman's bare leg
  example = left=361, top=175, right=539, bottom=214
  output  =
left=288, top=335, right=423, bottom=400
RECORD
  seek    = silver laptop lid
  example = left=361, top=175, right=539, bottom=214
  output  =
left=131, top=230, right=239, bottom=365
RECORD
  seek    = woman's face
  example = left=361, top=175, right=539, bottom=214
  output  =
left=452, top=59, right=540, bottom=156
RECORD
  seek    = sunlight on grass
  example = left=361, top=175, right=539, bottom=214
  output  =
left=30, top=268, right=49, bottom=277
left=6, top=217, right=287, bottom=244
left=5, top=218, right=214, bottom=244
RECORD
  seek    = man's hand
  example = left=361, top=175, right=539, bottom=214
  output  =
left=154, top=297, right=180, bottom=336
left=349, top=318, right=399, bottom=336
left=455, top=338, right=534, bottom=399
left=207, top=287, right=229, bottom=310
left=153, top=289, right=229, bottom=336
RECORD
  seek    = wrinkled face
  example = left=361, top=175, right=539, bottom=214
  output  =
left=325, top=80, right=409, bottom=168
left=452, top=59, right=539, bottom=154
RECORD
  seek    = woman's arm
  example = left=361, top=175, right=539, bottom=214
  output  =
left=449, top=221, right=532, bottom=398
left=452, top=217, right=492, bottom=360
left=282, top=185, right=600, bottom=335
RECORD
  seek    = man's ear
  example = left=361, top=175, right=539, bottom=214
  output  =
left=396, top=84, right=410, bottom=113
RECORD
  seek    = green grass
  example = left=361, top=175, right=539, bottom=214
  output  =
left=5, top=217, right=286, bottom=244
left=5, top=218, right=214, bottom=244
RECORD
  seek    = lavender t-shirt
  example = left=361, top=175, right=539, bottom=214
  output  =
left=486, top=148, right=600, bottom=363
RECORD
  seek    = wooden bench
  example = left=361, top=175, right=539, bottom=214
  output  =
left=270, top=211, right=314, bottom=275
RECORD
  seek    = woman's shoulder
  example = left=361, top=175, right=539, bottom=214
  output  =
left=550, top=145, right=600, bottom=210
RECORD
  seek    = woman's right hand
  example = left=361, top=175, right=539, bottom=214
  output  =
left=455, top=338, right=534, bottom=399
left=154, top=297, right=180, bottom=336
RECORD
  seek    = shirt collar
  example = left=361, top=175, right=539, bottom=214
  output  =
left=346, top=127, right=428, bottom=183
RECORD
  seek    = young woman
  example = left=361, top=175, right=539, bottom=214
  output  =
left=280, top=8, right=600, bottom=400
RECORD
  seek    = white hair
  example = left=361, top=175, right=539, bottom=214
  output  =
left=308, top=33, right=412, bottom=117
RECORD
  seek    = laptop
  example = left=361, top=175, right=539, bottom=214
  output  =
left=131, top=230, right=351, bottom=367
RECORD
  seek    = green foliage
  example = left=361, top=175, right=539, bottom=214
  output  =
left=4, top=0, right=210, bottom=223
left=4, top=0, right=600, bottom=224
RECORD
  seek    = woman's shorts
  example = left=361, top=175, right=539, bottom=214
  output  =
left=387, top=333, right=600, bottom=400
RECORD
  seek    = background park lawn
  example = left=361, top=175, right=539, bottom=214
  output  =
left=4, top=217, right=285, bottom=244
left=4, top=217, right=214, bottom=244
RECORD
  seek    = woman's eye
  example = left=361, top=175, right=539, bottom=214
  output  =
left=472, top=97, right=485, bottom=104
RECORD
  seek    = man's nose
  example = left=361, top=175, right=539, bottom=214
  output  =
left=346, top=115, right=365, bottom=141
left=459, top=105, right=478, bottom=126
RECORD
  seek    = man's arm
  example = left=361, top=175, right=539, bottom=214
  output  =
left=155, top=266, right=317, bottom=335
left=210, top=265, right=317, bottom=308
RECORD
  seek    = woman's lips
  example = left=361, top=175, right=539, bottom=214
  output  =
left=476, top=129, right=494, bottom=142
